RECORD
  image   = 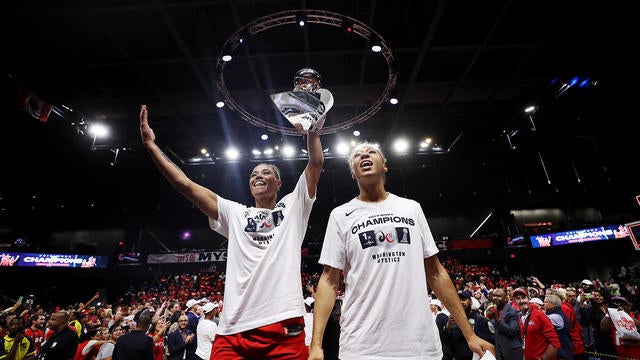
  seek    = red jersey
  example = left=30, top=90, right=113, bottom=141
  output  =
left=24, top=327, right=44, bottom=356
left=149, top=333, right=165, bottom=360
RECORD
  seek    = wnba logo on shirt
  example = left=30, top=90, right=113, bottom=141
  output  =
left=359, top=227, right=411, bottom=249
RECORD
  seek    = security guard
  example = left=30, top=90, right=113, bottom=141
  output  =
left=444, top=291, right=495, bottom=360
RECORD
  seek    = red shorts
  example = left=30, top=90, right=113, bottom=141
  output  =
left=211, top=317, right=308, bottom=360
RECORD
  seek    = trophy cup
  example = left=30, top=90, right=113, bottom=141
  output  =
left=270, top=68, right=334, bottom=132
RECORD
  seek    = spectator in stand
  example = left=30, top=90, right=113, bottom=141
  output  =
left=579, top=280, right=594, bottom=298
left=85, top=307, right=101, bottom=330
left=493, top=288, right=523, bottom=360
left=111, top=310, right=154, bottom=360
left=529, top=297, right=544, bottom=310
left=195, top=302, right=218, bottom=360
left=140, top=99, right=324, bottom=360
left=24, top=314, right=45, bottom=357
left=514, top=288, right=559, bottom=360
left=543, top=294, right=573, bottom=360
left=568, top=286, right=595, bottom=353
left=444, top=291, right=495, bottom=360
left=166, top=315, right=196, bottom=360
left=0, top=317, right=36, bottom=360
left=506, top=283, right=520, bottom=311
left=600, top=296, right=640, bottom=360
left=95, top=324, right=125, bottom=360
left=184, top=299, right=200, bottom=345
left=101, top=309, right=113, bottom=329
left=431, top=298, right=453, bottom=360
left=38, top=310, right=79, bottom=360
left=74, top=327, right=108, bottom=360
left=551, top=288, right=586, bottom=360
left=68, top=311, right=85, bottom=338
left=587, top=289, right=616, bottom=358
left=147, top=317, right=168, bottom=360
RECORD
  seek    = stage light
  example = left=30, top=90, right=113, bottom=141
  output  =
left=216, top=101, right=225, bottom=108
left=371, top=44, right=382, bottom=52
left=336, top=143, right=349, bottom=155
left=342, top=18, right=354, bottom=33
left=88, top=123, right=109, bottom=138
left=261, top=134, right=269, bottom=140
left=393, top=139, right=409, bottom=153
left=252, top=149, right=261, bottom=156
left=200, top=148, right=207, bottom=154
left=225, top=147, right=240, bottom=160
left=524, top=105, right=537, bottom=131
left=296, top=11, right=307, bottom=27
left=353, top=130, right=360, bottom=137
left=264, top=148, right=274, bottom=155
left=282, top=145, right=296, bottom=157
left=389, top=88, right=398, bottom=104
left=221, top=54, right=232, bottom=62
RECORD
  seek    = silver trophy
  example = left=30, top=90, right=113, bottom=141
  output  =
left=270, top=68, right=334, bottom=132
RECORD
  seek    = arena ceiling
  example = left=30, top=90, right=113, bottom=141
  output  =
left=2, top=1, right=637, bottom=252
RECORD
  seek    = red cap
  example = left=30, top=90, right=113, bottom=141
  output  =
left=513, top=287, right=529, bottom=298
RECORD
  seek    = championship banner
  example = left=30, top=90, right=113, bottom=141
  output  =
left=529, top=224, right=628, bottom=248
left=147, top=251, right=228, bottom=264
left=0, top=252, right=108, bottom=268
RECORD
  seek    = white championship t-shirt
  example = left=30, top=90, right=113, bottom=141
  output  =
left=319, top=193, right=442, bottom=360
left=210, top=173, right=314, bottom=335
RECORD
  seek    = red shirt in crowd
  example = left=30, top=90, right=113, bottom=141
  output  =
left=561, top=301, right=585, bottom=355
left=520, top=307, right=560, bottom=360
left=25, top=327, right=45, bottom=356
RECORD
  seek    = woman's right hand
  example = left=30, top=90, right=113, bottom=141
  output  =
left=140, top=105, right=156, bottom=146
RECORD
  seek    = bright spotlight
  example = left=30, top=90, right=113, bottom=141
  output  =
left=393, top=139, right=410, bottom=153
left=296, top=11, right=307, bottom=27
left=353, top=130, right=361, bottom=137
left=264, top=148, right=274, bottom=155
left=88, top=124, right=109, bottom=138
left=282, top=145, right=296, bottom=157
left=524, top=105, right=536, bottom=113
left=389, top=97, right=399, bottom=105
left=216, top=101, right=225, bottom=108
left=200, top=148, right=207, bottom=154
left=336, top=143, right=350, bottom=155
left=261, top=134, right=269, bottom=141
left=222, top=55, right=232, bottom=62
left=225, top=147, right=240, bottom=160
left=251, top=149, right=261, bottom=156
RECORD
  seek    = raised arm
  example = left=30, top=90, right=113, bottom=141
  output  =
left=308, top=265, right=341, bottom=360
left=425, top=255, right=495, bottom=358
left=77, top=292, right=100, bottom=312
left=304, top=131, right=323, bottom=198
left=140, top=105, right=219, bottom=220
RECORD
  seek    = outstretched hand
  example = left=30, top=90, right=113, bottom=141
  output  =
left=140, top=105, right=156, bottom=146
left=467, top=334, right=495, bottom=359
